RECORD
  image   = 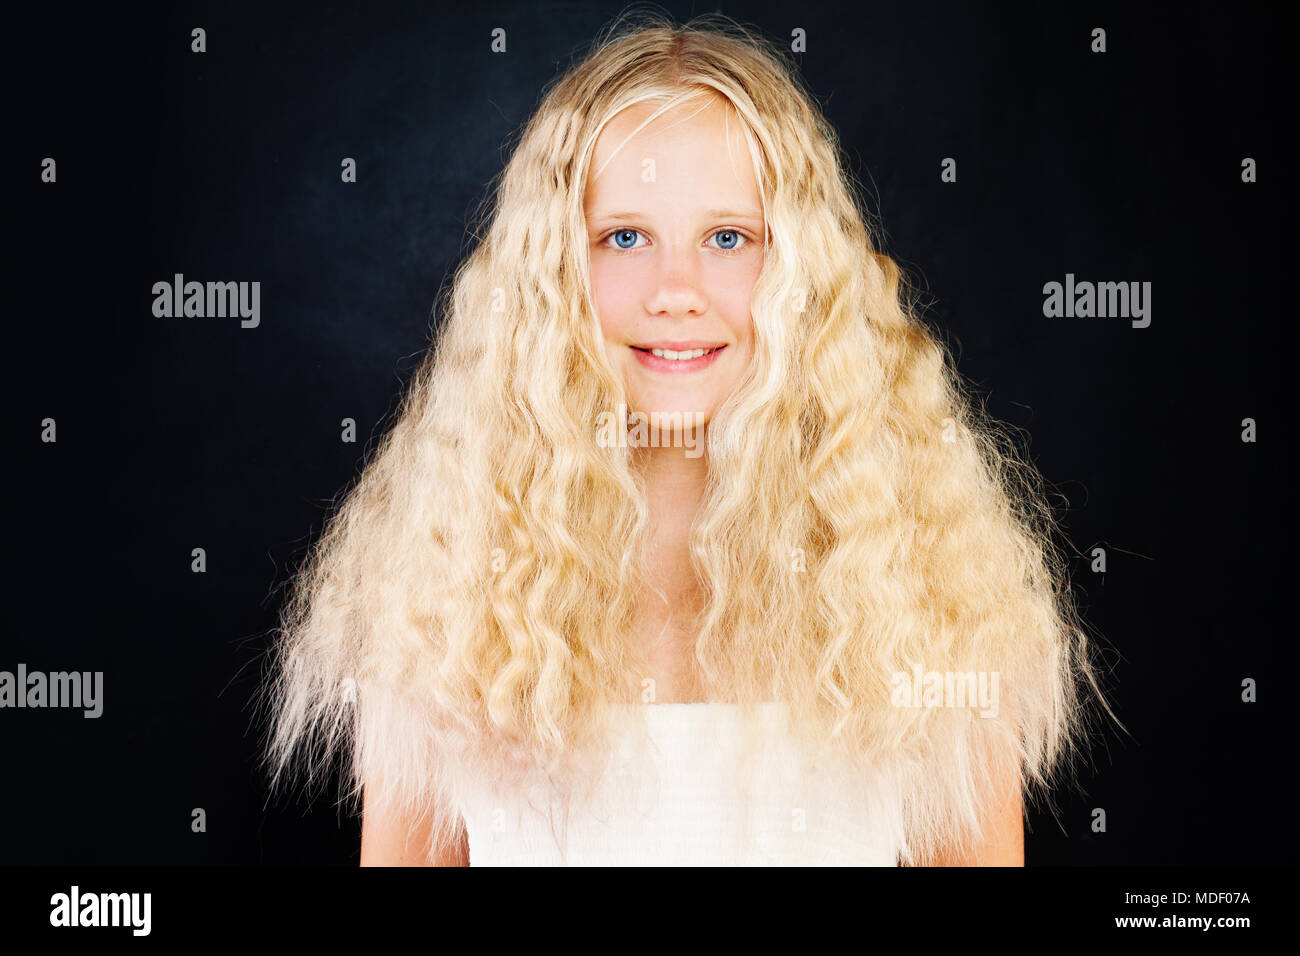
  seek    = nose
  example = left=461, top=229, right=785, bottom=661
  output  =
left=644, top=242, right=708, bottom=318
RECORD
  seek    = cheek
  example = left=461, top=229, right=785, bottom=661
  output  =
left=590, top=259, right=633, bottom=341
left=714, top=268, right=759, bottom=342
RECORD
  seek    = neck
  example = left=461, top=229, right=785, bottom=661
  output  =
left=635, top=439, right=709, bottom=608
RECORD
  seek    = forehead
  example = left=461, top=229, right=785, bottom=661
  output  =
left=584, top=96, right=761, bottom=216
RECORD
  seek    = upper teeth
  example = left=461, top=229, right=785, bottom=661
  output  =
left=650, top=347, right=715, bottom=360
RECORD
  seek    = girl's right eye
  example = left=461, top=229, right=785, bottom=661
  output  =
left=604, top=228, right=646, bottom=251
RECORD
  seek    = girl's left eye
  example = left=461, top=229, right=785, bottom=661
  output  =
left=707, top=229, right=747, bottom=252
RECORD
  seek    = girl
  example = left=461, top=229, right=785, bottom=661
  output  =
left=259, top=13, right=1113, bottom=866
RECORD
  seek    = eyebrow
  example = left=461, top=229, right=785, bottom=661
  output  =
left=587, top=207, right=764, bottom=222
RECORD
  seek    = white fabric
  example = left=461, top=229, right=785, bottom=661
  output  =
left=462, top=702, right=902, bottom=866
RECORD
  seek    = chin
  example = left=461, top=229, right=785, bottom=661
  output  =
left=639, top=400, right=711, bottom=421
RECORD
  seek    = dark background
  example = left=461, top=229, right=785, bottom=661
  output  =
left=4, top=0, right=1286, bottom=865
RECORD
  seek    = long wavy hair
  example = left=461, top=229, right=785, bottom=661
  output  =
left=257, top=11, right=1117, bottom=865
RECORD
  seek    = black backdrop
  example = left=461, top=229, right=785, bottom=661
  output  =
left=5, top=0, right=1288, bottom=866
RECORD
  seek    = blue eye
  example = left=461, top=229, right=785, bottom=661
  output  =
left=712, top=230, right=743, bottom=250
left=610, top=229, right=641, bottom=249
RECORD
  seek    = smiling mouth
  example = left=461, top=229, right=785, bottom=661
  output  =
left=631, top=345, right=724, bottom=361
left=629, top=344, right=727, bottom=372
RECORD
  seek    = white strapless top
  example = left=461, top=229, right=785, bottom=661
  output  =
left=461, top=702, right=902, bottom=866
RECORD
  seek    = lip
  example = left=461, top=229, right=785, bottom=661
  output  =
left=632, top=340, right=728, bottom=350
left=631, top=343, right=727, bottom=373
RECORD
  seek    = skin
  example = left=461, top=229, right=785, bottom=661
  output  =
left=585, top=96, right=762, bottom=439
left=360, top=94, right=1023, bottom=866
left=910, top=767, right=1025, bottom=865
left=360, top=776, right=467, bottom=867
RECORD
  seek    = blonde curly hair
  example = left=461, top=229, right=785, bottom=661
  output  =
left=257, top=11, right=1115, bottom=865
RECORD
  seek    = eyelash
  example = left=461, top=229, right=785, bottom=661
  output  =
left=598, top=228, right=752, bottom=257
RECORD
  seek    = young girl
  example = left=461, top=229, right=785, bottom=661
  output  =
left=259, top=13, right=1112, bottom=866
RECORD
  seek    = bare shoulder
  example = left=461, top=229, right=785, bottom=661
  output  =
left=359, top=779, right=469, bottom=867
left=907, top=764, right=1025, bottom=867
